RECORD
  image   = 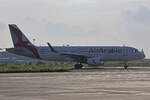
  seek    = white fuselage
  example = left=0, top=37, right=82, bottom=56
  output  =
left=36, top=46, right=144, bottom=62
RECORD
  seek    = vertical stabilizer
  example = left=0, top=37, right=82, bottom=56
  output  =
left=8, top=24, right=41, bottom=59
left=9, top=24, right=33, bottom=48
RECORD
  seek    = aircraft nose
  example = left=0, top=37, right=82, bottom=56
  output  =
left=143, top=53, right=146, bottom=58
left=141, top=52, right=145, bottom=59
left=141, top=49, right=145, bottom=59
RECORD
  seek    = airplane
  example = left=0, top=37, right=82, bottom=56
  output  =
left=6, top=24, right=145, bottom=69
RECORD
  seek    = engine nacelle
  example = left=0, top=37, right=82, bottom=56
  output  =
left=87, top=57, right=103, bottom=66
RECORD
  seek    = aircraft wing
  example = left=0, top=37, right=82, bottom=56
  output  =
left=59, top=52, right=87, bottom=58
left=47, top=42, right=87, bottom=62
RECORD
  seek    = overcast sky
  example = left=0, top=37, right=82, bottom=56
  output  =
left=0, top=0, right=150, bottom=58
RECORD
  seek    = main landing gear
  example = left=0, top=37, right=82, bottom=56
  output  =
left=124, top=63, right=128, bottom=69
left=74, top=63, right=83, bottom=69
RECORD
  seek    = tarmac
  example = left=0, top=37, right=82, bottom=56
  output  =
left=1, top=67, right=150, bottom=100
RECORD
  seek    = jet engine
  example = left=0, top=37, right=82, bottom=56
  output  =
left=87, top=57, right=103, bottom=66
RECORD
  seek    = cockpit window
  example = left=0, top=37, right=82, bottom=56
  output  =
left=133, top=49, right=138, bottom=53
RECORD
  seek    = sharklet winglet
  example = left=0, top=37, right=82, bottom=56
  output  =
left=47, top=42, right=57, bottom=53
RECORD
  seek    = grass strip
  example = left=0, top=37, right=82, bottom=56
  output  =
left=0, top=63, right=150, bottom=73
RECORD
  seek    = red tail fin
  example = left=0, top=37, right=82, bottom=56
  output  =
left=8, top=24, right=41, bottom=59
left=9, top=24, right=33, bottom=48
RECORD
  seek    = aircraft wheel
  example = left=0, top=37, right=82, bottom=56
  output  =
left=74, top=64, right=83, bottom=69
left=124, top=64, right=128, bottom=69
